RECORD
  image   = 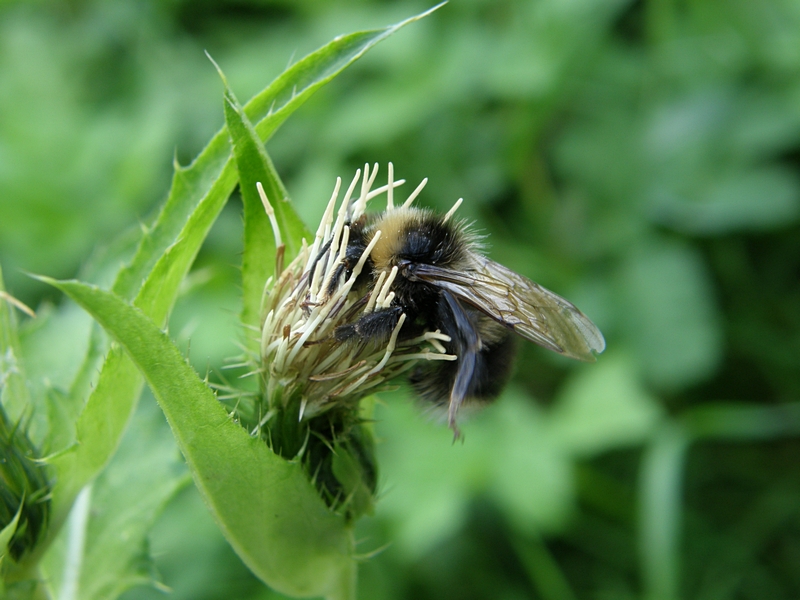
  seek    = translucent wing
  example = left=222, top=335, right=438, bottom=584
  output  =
left=411, top=255, right=605, bottom=361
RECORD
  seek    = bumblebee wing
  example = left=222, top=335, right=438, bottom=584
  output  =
left=412, top=256, right=605, bottom=361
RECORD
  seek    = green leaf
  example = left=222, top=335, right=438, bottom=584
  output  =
left=617, top=238, right=722, bottom=390
left=480, top=391, right=574, bottom=536
left=39, top=401, right=188, bottom=600
left=650, top=165, right=800, bottom=235
left=47, top=349, right=144, bottom=532
left=45, top=277, right=354, bottom=599
left=0, top=504, right=22, bottom=564
left=548, top=352, right=664, bottom=456
left=376, top=387, right=573, bottom=557
left=222, top=80, right=310, bottom=339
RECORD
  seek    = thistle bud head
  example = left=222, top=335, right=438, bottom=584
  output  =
left=257, top=164, right=453, bottom=516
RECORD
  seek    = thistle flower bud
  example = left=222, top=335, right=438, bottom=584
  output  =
left=0, top=406, right=50, bottom=562
left=257, top=164, right=454, bottom=517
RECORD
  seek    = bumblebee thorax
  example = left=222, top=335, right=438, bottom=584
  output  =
left=369, top=209, right=412, bottom=271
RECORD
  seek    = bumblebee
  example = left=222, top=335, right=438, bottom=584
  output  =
left=330, top=205, right=605, bottom=433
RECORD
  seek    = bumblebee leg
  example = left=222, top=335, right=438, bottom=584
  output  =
left=325, top=263, right=346, bottom=298
left=325, top=242, right=372, bottom=298
left=334, top=305, right=404, bottom=344
left=440, top=290, right=481, bottom=434
left=307, top=238, right=333, bottom=289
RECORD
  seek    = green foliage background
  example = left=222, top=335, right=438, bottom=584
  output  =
left=2, top=0, right=800, bottom=599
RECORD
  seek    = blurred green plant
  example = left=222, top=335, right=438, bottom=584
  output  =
left=2, top=0, right=800, bottom=599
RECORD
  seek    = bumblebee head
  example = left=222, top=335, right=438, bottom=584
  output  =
left=369, top=205, right=473, bottom=275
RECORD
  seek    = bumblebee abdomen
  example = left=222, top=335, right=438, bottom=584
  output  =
left=410, top=326, right=517, bottom=407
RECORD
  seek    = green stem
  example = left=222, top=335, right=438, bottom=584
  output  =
left=639, top=421, right=689, bottom=600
